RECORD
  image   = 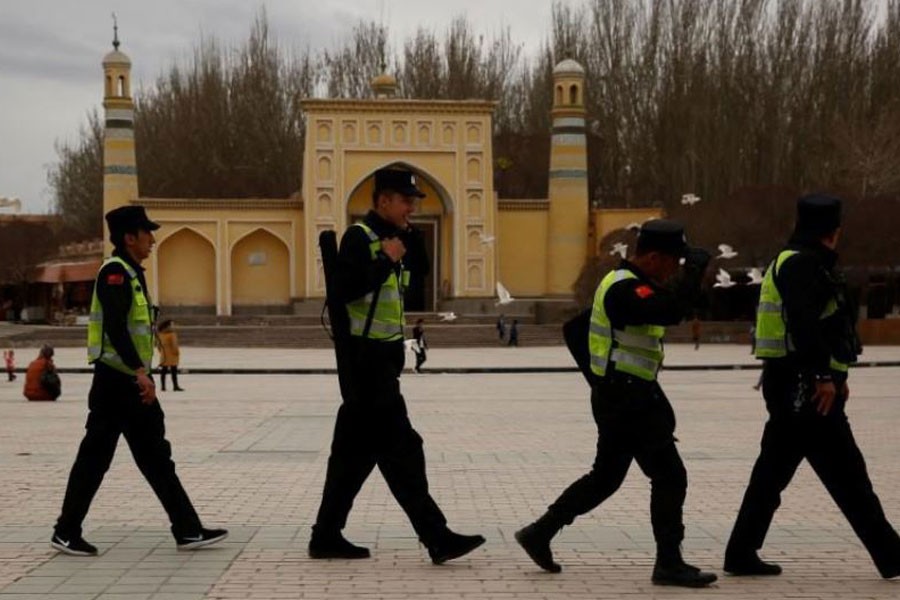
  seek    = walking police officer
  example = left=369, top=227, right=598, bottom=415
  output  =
left=516, top=220, right=718, bottom=587
left=309, top=168, right=485, bottom=564
left=724, top=194, right=900, bottom=578
left=51, top=206, right=227, bottom=556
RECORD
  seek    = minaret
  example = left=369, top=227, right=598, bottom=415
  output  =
left=101, top=19, right=138, bottom=255
left=546, top=58, right=589, bottom=295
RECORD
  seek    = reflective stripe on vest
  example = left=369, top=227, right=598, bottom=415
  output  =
left=346, top=222, right=409, bottom=341
left=87, top=256, right=154, bottom=375
left=588, top=268, right=666, bottom=381
left=754, top=250, right=848, bottom=371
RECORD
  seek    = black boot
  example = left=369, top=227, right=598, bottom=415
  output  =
left=652, top=546, right=718, bottom=588
left=427, top=530, right=486, bottom=564
left=308, top=525, right=370, bottom=559
left=172, top=368, right=184, bottom=391
left=723, top=549, right=782, bottom=576
left=515, top=512, right=564, bottom=573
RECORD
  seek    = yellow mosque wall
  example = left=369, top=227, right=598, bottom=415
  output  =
left=497, top=201, right=549, bottom=296
left=301, top=100, right=497, bottom=302
left=140, top=200, right=304, bottom=314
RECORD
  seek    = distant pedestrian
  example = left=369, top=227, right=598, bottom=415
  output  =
left=691, top=316, right=701, bottom=350
left=508, top=320, right=519, bottom=347
left=496, top=314, right=506, bottom=342
left=412, top=318, right=428, bottom=373
left=24, top=345, right=61, bottom=401
left=155, top=319, right=184, bottom=391
left=4, top=349, right=15, bottom=381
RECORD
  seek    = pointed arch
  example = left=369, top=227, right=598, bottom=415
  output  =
left=230, top=228, right=291, bottom=310
left=343, top=161, right=454, bottom=216
left=157, top=227, right=217, bottom=311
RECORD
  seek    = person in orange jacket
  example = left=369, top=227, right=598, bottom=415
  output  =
left=155, top=319, right=184, bottom=392
left=24, top=345, right=61, bottom=401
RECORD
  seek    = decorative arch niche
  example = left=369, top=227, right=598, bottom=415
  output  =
left=157, top=228, right=216, bottom=310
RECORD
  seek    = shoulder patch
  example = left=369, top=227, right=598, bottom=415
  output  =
left=634, top=284, right=655, bottom=299
left=106, top=273, right=125, bottom=285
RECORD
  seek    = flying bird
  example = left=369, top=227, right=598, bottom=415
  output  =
left=609, top=242, right=628, bottom=258
left=680, top=193, right=701, bottom=206
left=477, top=231, right=496, bottom=245
left=496, top=281, right=515, bottom=305
left=716, top=244, right=738, bottom=259
left=713, top=268, right=736, bottom=288
left=437, top=312, right=458, bottom=322
left=747, top=267, right=763, bottom=285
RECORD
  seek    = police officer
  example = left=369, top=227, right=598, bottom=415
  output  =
left=516, top=220, right=718, bottom=588
left=309, top=168, right=485, bottom=564
left=724, top=194, right=900, bottom=578
left=51, top=205, right=227, bottom=556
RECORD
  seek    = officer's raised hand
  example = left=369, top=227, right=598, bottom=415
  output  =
left=135, top=368, right=157, bottom=405
left=683, top=247, right=712, bottom=272
left=381, top=237, right=406, bottom=263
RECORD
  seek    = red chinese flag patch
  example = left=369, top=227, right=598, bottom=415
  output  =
left=634, top=285, right=655, bottom=299
left=106, top=273, right=125, bottom=285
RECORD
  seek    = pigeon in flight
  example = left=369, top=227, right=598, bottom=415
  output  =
left=716, top=244, right=738, bottom=259
left=496, top=281, right=515, bottom=305
left=478, top=231, right=496, bottom=244
left=609, top=242, right=628, bottom=258
left=437, top=312, right=458, bottom=322
left=680, top=193, right=701, bottom=206
left=747, top=267, right=763, bottom=285
left=713, top=268, right=736, bottom=288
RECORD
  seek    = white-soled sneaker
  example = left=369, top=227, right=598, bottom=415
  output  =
left=51, top=534, right=98, bottom=556
left=176, top=528, right=228, bottom=550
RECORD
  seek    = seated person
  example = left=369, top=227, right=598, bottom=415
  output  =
left=24, top=345, right=61, bottom=401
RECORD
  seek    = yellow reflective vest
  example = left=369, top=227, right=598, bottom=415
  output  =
left=754, top=250, right=848, bottom=372
left=345, top=222, right=410, bottom=342
left=589, top=268, right=666, bottom=381
left=87, top=256, right=154, bottom=375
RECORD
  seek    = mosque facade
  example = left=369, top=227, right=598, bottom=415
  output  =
left=100, top=44, right=660, bottom=316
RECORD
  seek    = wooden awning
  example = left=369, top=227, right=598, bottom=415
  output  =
left=32, top=259, right=101, bottom=283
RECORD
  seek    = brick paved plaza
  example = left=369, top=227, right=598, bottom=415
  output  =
left=0, top=345, right=898, bottom=599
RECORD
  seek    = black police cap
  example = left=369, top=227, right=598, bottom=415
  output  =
left=795, top=193, right=841, bottom=236
left=374, top=168, right=426, bottom=198
left=105, top=205, right=160, bottom=236
left=637, top=219, right=688, bottom=256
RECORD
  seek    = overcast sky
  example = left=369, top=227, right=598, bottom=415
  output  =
left=0, top=0, right=555, bottom=215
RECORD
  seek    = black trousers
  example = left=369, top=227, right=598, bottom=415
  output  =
left=55, top=363, right=201, bottom=539
left=726, top=367, right=900, bottom=576
left=159, top=365, right=180, bottom=390
left=315, top=340, right=448, bottom=544
left=414, top=350, right=427, bottom=371
left=548, top=375, right=687, bottom=551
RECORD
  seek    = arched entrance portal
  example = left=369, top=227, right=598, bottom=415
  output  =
left=346, top=166, right=452, bottom=311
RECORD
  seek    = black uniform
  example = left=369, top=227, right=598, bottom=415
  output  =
left=314, top=210, right=449, bottom=545
left=726, top=232, right=900, bottom=578
left=54, top=251, right=202, bottom=541
left=548, top=260, right=697, bottom=552
left=517, top=220, right=716, bottom=586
